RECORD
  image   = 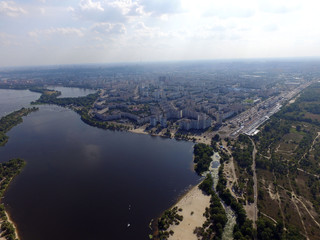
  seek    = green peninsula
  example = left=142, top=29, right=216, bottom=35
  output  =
left=0, top=107, right=38, bottom=146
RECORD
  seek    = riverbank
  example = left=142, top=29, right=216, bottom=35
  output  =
left=163, top=149, right=221, bottom=240
left=0, top=211, right=19, bottom=240
left=0, top=159, right=25, bottom=240
left=128, top=126, right=149, bottom=135
left=30, top=87, right=215, bottom=145
left=167, top=184, right=211, bottom=240
left=23, top=91, right=216, bottom=239
left=0, top=108, right=38, bottom=240
left=161, top=144, right=239, bottom=240
left=0, top=107, right=39, bottom=146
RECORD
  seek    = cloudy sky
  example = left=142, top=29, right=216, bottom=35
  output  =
left=0, top=0, right=319, bottom=66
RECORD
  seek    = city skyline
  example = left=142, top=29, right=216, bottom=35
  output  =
left=1, top=0, right=320, bottom=67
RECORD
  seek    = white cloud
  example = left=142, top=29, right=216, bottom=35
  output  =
left=126, top=2, right=144, bottom=16
left=133, top=21, right=148, bottom=30
left=129, top=21, right=241, bottom=45
left=0, top=1, right=27, bottom=17
left=0, top=32, right=15, bottom=45
left=39, top=7, right=45, bottom=15
left=262, top=24, right=278, bottom=32
left=67, top=6, right=75, bottom=12
left=131, top=22, right=191, bottom=44
left=132, top=22, right=158, bottom=38
left=2, top=0, right=320, bottom=66
left=91, top=22, right=126, bottom=35
left=204, top=5, right=255, bottom=19
left=47, top=28, right=84, bottom=37
left=259, top=0, right=300, bottom=14
left=48, top=27, right=85, bottom=37
left=74, top=0, right=127, bottom=22
left=28, top=31, right=38, bottom=38
left=29, top=27, right=85, bottom=38
left=79, top=0, right=104, bottom=12
left=210, top=25, right=228, bottom=32
left=93, top=36, right=103, bottom=41
left=139, top=0, right=183, bottom=15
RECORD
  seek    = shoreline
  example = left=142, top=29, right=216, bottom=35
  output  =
left=154, top=147, right=234, bottom=240
left=128, top=125, right=211, bottom=145
left=3, top=211, right=19, bottom=240
left=0, top=159, right=25, bottom=240
left=1, top=97, right=212, bottom=240
left=128, top=127, right=149, bottom=135
left=153, top=144, right=217, bottom=240
left=0, top=108, right=36, bottom=240
left=167, top=183, right=211, bottom=240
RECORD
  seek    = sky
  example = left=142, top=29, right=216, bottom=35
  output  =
left=0, top=0, right=320, bottom=67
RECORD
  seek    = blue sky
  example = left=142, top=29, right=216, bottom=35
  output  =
left=0, top=0, right=319, bottom=66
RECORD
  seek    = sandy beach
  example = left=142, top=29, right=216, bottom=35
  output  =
left=168, top=184, right=211, bottom=240
left=0, top=211, right=20, bottom=240
left=129, top=127, right=149, bottom=135
left=6, top=211, right=19, bottom=240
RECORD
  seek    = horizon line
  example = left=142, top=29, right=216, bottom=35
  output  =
left=1, top=56, right=320, bottom=70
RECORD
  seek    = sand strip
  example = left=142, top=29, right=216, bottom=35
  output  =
left=168, top=185, right=211, bottom=240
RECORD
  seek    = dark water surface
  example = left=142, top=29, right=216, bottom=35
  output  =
left=0, top=89, right=199, bottom=240
left=0, top=89, right=40, bottom=118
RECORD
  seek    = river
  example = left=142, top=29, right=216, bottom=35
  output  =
left=47, top=86, right=96, bottom=98
left=0, top=89, right=40, bottom=118
left=0, top=87, right=200, bottom=240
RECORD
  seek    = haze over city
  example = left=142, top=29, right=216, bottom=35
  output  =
left=2, top=1, right=320, bottom=240
left=1, top=0, right=320, bottom=67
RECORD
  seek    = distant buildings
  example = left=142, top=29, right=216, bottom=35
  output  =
left=149, top=115, right=167, bottom=128
left=94, top=110, right=150, bottom=124
left=182, top=108, right=198, bottom=119
left=179, top=114, right=212, bottom=130
left=165, top=109, right=181, bottom=119
left=73, top=65, right=310, bottom=133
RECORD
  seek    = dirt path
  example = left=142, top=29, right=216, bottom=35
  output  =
left=272, top=173, right=285, bottom=226
left=260, top=212, right=278, bottom=224
left=275, top=143, right=281, bottom=153
left=295, top=195, right=320, bottom=228
left=228, top=156, right=237, bottom=186
left=249, top=138, right=258, bottom=228
left=223, top=142, right=238, bottom=186
left=297, top=168, right=320, bottom=178
left=222, top=143, right=239, bottom=200
left=291, top=192, right=309, bottom=239
left=287, top=170, right=309, bottom=239
left=298, top=132, right=320, bottom=165
left=310, top=132, right=320, bottom=153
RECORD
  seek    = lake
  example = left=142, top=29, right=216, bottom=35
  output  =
left=0, top=88, right=200, bottom=240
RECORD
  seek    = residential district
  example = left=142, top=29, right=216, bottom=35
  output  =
left=0, top=60, right=318, bottom=139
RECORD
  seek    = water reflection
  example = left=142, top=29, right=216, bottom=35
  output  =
left=0, top=90, right=199, bottom=240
